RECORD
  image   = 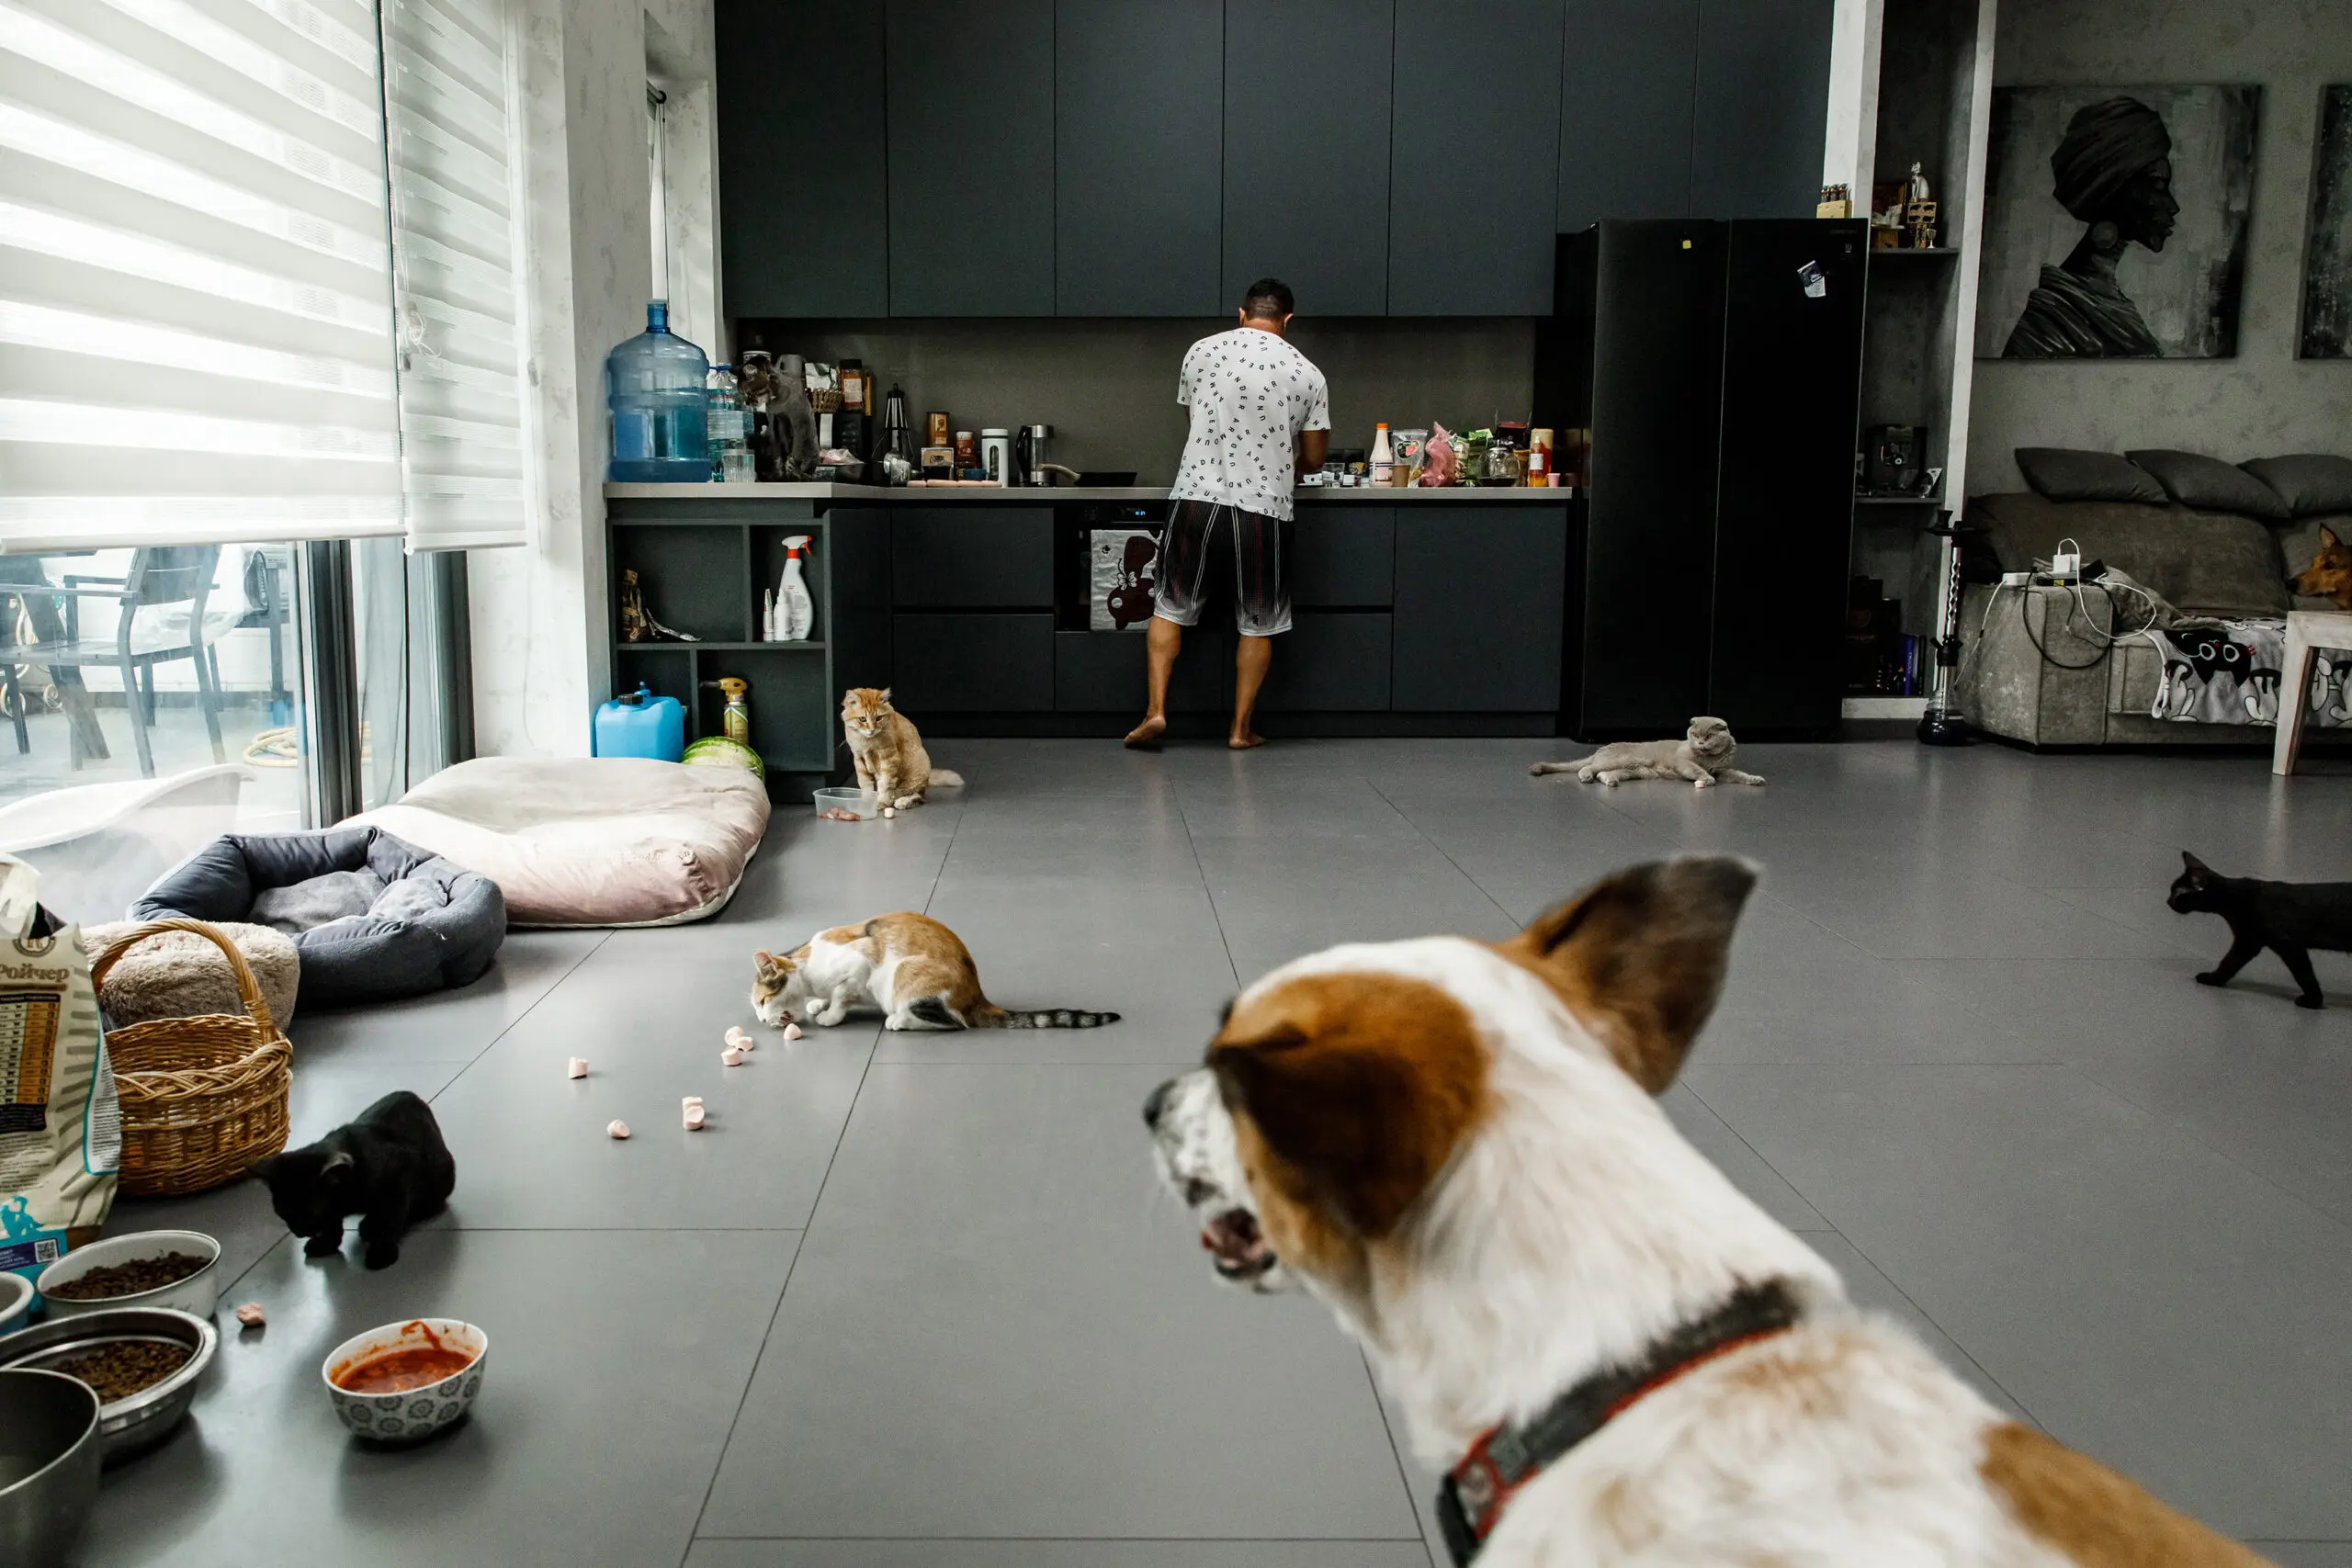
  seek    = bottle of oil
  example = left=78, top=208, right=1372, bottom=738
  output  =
left=702, top=677, right=751, bottom=743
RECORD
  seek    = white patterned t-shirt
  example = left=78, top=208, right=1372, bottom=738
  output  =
left=1169, top=328, right=1330, bottom=523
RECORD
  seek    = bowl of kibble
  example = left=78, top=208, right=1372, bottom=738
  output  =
left=0, top=1307, right=218, bottom=1464
left=322, top=1317, right=489, bottom=1445
left=35, top=1231, right=220, bottom=1322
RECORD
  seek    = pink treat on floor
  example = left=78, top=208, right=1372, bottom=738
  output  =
left=607, top=1119, right=630, bottom=1139
left=568, top=1056, right=588, bottom=1079
left=783, top=1022, right=803, bottom=1041
left=234, top=1302, right=266, bottom=1327
left=683, top=1096, right=707, bottom=1131
left=721, top=1045, right=745, bottom=1066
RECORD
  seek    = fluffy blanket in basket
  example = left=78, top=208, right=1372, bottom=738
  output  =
left=81, top=921, right=300, bottom=1032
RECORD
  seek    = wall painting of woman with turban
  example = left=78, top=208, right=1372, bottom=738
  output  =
left=1975, top=85, right=2258, bottom=360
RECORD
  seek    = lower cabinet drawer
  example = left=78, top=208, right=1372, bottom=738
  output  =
left=1260, top=613, right=1391, bottom=711
left=1054, top=629, right=1229, bottom=712
left=891, top=614, right=1053, bottom=712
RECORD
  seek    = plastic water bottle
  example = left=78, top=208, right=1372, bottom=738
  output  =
left=605, top=300, right=710, bottom=482
left=707, top=364, right=755, bottom=482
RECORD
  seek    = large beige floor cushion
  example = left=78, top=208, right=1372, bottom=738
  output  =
left=348, top=758, right=769, bottom=928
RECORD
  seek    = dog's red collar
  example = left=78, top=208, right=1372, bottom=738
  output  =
left=1436, top=1280, right=1804, bottom=1565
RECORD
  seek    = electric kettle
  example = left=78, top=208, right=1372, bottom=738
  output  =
left=1013, top=423, right=1052, bottom=488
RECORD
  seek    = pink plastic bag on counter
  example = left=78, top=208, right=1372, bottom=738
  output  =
left=1419, top=423, right=1459, bottom=486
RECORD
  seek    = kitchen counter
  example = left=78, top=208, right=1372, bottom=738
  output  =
left=603, top=481, right=1570, bottom=503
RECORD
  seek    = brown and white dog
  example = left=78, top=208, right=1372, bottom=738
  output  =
left=2291, top=525, right=2352, bottom=611
left=1146, top=859, right=2267, bottom=1566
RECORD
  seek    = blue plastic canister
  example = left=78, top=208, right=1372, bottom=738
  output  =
left=594, top=684, right=684, bottom=761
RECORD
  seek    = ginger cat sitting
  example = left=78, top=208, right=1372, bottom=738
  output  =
left=752, top=913, right=1118, bottom=1032
left=842, top=687, right=964, bottom=809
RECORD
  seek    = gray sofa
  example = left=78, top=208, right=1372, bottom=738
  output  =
left=1957, top=491, right=2345, bottom=747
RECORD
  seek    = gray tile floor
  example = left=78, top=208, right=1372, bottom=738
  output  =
left=79, top=739, right=2352, bottom=1566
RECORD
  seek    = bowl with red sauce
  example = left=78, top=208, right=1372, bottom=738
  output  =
left=321, top=1318, right=486, bottom=1444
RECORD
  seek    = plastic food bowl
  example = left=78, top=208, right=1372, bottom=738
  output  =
left=0, top=1369, right=101, bottom=1568
left=0, top=1307, right=217, bottom=1465
left=37, top=1231, right=221, bottom=1322
left=322, top=1318, right=488, bottom=1445
left=0, top=1274, right=29, bottom=1337
left=812, top=786, right=879, bottom=821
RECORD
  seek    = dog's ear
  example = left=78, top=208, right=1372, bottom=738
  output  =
left=1210, top=976, right=1486, bottom=1240
left=2322, top=525, right=2342, bottom=550
left=1500, top=857, right=1757, bottom=1093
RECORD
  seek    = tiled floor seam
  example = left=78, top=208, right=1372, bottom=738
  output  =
left=682, top=1028, right=879, bottom=1562
left=1353, top=1342, right=1439, bottom=1567
left=1359, top=776, right=1520, bottom=929
left=1675, top=1079, right=2047, bottom=1430
left=1169, top=766, right=1245, bottom=990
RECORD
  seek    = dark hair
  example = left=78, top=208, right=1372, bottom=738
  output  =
left=1241, top=277, right=1295, bottom=320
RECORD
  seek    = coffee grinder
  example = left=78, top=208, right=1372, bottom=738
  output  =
left=876, top=383, right=915, bottom=485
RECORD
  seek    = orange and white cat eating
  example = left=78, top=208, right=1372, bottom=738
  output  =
left=752, top=912, right=1118, bottom=1032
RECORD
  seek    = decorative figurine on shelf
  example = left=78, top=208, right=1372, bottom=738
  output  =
left=1906, top=197, right=1940, bottom=250
left=617, top=568, right=699, bottom=644
left=1908, top=161, right=1932, bottom=206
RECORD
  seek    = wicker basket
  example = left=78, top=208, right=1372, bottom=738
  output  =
left=96, top=919, right=293, bottom=1198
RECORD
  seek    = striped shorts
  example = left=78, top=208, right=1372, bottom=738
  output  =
left=1149, top=498, right=1292, bottom=637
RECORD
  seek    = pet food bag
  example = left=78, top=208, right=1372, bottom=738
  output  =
left=0, top=854, right=118, bottom=1293
left=1090, top=527, right=1161, bottom=632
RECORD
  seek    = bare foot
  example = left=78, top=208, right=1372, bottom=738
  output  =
left=1124, top=716, right=1167, bottom=750
left=1227, top=730, right=1265, bottom=750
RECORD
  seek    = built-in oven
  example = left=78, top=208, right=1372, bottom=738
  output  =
left=1054, top=502, right=1163, bottom=633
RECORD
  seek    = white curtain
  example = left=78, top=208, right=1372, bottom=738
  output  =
left=0, top=0, right=405, bottom=552
left=379, top=0, right=534, bottom=551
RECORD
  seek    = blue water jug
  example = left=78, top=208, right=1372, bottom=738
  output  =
left=594, top=684, right=685, bottom=761
left=606, top=300, right=710, bottom=482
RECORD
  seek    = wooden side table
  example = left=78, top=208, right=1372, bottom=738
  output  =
left=2272, top=609, right=2352, bottom=774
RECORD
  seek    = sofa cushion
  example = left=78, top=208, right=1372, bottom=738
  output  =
left=2124, top=449, right=2290, bottom=520
left=1965, top=491, right=2289, bottom=615
left=2240, top=455, right=2352, bottom=517
left=2015, top=447, right=2166, bottom=504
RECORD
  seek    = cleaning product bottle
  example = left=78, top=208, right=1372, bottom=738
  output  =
left=775, top=535, right=815, bottom=641
left=1370, top=423, right=1395, bottom=486
left=702, top=677, right=752, bottom=742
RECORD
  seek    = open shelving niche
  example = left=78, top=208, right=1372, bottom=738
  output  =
left=1837, top=0, right=1997, bottom=718
left=606, top=502, right=889, bottom=794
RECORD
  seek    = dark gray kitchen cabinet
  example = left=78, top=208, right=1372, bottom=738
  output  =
left=893, top=615, right=1055, bottom=710
left=890, top=508, right=1055, bottom=606
left=717, top=0, right=888, bottom=317
left=1054, top=628, right=1230, bottom=711
left=1691, top=0, right=1835, bottom=219
left=1557, top=0, right=1698, bottom=231
left=886, top=0, right=1055, bottom=315
left=1260, top=613, right=1392, bottom=710
left=1222, top=0, right=1392, bottom=316
left=1392, top=506, right=1566, bottom=710
left=1057, top=0, right=1223, bottom=316
left=1389, top=0, right=1565, bottom=315
left=1290, top=506, right=1395, bottom=606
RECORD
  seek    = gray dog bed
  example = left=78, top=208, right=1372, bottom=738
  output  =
left=133, top=827, right=504, bottom=1010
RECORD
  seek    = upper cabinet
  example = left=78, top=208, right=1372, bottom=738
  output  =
left=716, top=0, right=888, bottom=318
left=1690, top=0, right=1836, bottom=219
left=1557, top=0, right=1698, bottom=231
left=716, top=0, right=1838, bottom=319
left=1222, top=0, right=1393, bottom=317
left=1390, top=0, right=1565, bottom=315
left=886, top=0, right=1056, bottom=315
left=1056, top=1, right=1223, bottom=316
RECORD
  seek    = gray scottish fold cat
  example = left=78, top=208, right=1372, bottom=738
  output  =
left=1531, top=716, right=1765, bottom=789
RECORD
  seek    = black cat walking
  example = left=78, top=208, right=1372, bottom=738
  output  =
left=246, top=1090, right=456, bottom=1268
left=2168, top=852, right=2352, bottom=1010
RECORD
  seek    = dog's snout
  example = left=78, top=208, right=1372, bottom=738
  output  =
left=1143, top=1078, right=1175, bottom=1130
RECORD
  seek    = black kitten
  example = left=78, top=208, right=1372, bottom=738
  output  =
left=2167, top=852, right=2352, bottom=1010
left=246, top=1091, right=455, bottom=1269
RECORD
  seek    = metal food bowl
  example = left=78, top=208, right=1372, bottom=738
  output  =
left=0, top=1368, right=101, bottom=1568
left=36, top=1229, right=221, bottom=1321
left=0, top=1307, right=218, bottom=1465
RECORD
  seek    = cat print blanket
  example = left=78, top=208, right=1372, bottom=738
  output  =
left=2146, top=619, right=2352, bottom=728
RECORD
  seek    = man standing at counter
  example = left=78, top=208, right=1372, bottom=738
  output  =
left=1125, top=277, right=1329, bottom=751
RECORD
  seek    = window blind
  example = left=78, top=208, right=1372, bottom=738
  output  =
left=379, top=0, right=533, bottom=551
left=0, top=0, right=404, bottom=552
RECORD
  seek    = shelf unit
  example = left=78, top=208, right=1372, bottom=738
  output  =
left=605, top=498, right=889, bottom=792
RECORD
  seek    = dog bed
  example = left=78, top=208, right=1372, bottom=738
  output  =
left=132, top=827, right=504, bottom=1010
left=344, top=757, right=770, bottom=928
left=80, top=919, right=300, bottom=1030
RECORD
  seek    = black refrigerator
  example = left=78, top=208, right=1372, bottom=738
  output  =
left=1535, top=220, right=1868, bottom=739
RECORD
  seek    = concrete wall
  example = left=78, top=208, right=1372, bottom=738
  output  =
left=743, top=317, right=1540, bottom=480
left=1966, top=0, right=2352, bottom=497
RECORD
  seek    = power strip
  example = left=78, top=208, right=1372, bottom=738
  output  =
left=2000, top=570, right=2033, bottom=588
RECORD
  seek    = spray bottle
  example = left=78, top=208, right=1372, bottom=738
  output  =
left=701, top=676, right=752, bottom=743
left=775, top=534, right=815, bottom=641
